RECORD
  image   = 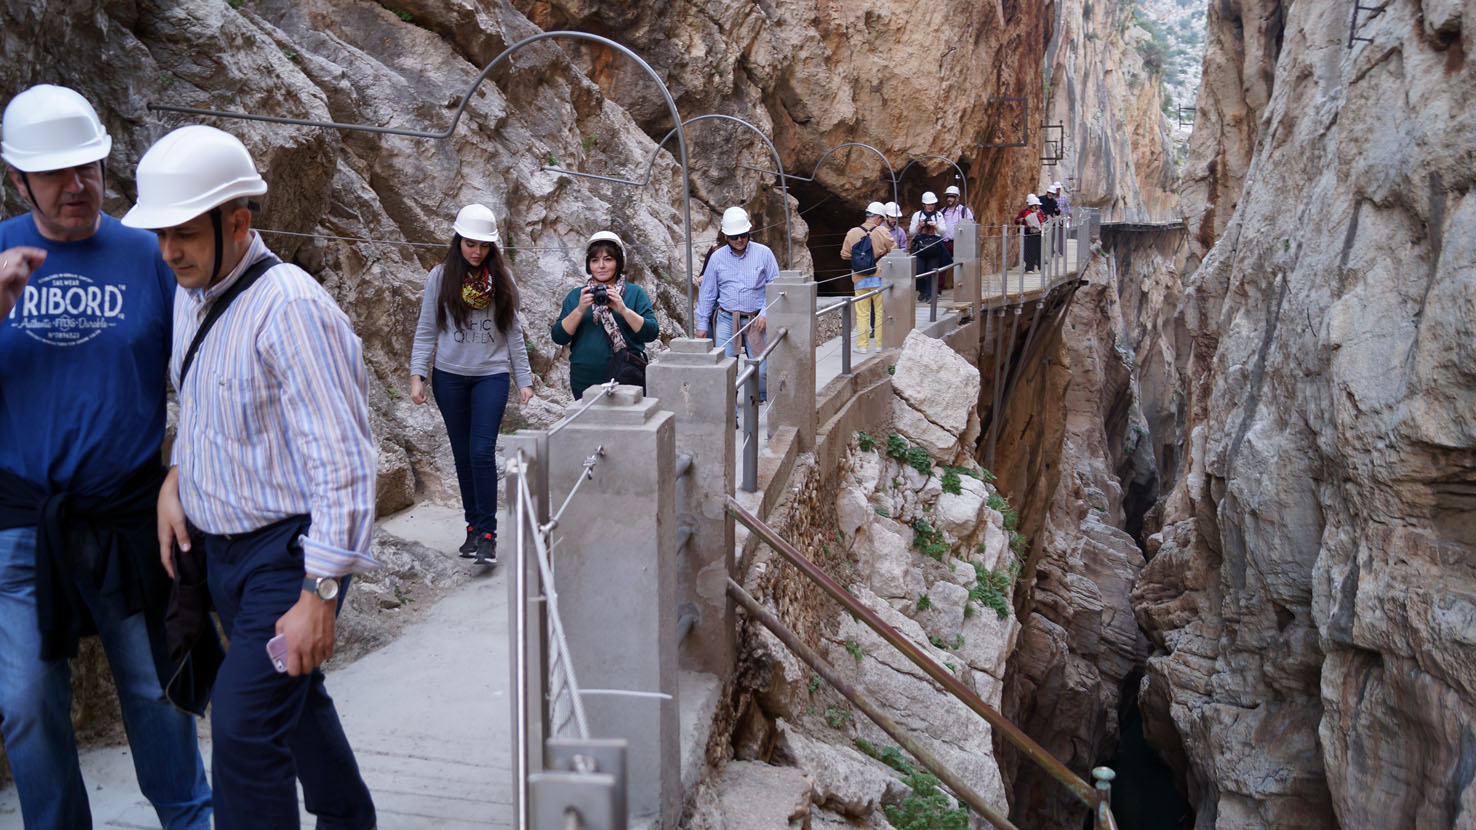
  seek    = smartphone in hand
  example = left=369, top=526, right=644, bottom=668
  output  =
left=266, top=634, right=289, bottom=673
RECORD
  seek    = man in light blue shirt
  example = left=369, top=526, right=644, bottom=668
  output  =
left=695, top=206, right=780, bottom=401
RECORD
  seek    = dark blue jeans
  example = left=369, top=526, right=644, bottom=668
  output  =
left=203, top=516, right=375, bottom=830
left=0, top=527, right=211, bottom=830
left=432, top=369, right=511, bottom=537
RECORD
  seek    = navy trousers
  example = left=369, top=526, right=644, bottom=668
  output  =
left=432, top=369, right=510, bottom=537
left=203, top=515, right=375, bottom=830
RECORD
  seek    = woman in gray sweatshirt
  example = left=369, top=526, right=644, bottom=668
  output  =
left=409, top=204, right=534, bottom=565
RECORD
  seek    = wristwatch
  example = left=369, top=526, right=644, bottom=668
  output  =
left=302, top=575, right=341, bottom=601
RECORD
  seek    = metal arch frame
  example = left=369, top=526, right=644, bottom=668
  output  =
left=897, top=155, right=967, bottom=206
left=148, top=30, right=699, bottom=329
left=545, top=113, right=794, bottom=268
left=739, top=141, right=898, bottom=209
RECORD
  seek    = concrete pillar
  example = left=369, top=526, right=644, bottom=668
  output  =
left=645, top=339, right=737, bottom=677
left=764, top=269, right=816, bottom=449
left=954, top=219, right=981, bottom=321
left=880, top=250, right=915, bottom=350
left=545, top=387, right=679, bottom=827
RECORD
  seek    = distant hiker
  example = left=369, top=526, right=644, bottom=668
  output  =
left=0, top=84, right=211, bottom=830
left=694, top=206, right=780, bottom=401
left=909, top=191, right=952, bottom=300
left=409, top=204, right=535, bottom=566
left=884, top=201, right=908, bottom=251
left=839, top=201, right=896, bottom=353
left=1014, top=193, right=1045, bottom=272
left=126, top=124, right=378, bottom=830
left=939, top=184, right=975, bottom=257
left=552, top=230, right=659, bottom=400
left=1051, top=182, right=1071, bottom=225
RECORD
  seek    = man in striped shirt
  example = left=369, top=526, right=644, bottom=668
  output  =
left=123, top=125, right=377, bottom=830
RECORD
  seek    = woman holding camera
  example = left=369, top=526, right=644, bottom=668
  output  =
left=409, top=204, right=534, bottom=565
left=551, top=231, right=659, bottom=400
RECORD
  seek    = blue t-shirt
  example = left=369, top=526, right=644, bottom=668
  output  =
left=0, top=213, right=176, bottom=496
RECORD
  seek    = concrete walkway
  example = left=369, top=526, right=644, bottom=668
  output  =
left=0, top=503, right=515, bottom=829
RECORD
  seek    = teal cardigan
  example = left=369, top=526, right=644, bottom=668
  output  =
left=550, top=282, right=660, bottom=395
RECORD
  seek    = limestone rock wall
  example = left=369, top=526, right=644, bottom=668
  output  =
left=1045, top=0, right=1180, bottom=218
left=1135, top=0, right=1476, bottom=821
left=1, top=0, right=728, bottom=512
left=989, top=249, right=1169, bottom=827
left=512, top=0, right=1056, bottom=225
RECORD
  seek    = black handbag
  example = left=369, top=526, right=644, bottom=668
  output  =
left=605, top=346, right=649, bottom=390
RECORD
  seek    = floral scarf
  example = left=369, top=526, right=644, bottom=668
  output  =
left=585, top=275, right=629, bottom=352
left=462, top=265, right=493, bottom=309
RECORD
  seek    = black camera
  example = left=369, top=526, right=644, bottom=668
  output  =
left=592, top=285, right=610, bottom=306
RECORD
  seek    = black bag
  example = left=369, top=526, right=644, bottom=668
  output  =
left=605, top=346, right=648, bottom=390
left=849, top=227, right=878, bottom=276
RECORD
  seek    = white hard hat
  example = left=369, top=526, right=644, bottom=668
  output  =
left=720, top=206, right=752, bottom=236
left=921, top=191, right=938, bottom=205
left=865, top=201, right=886, bottom=217
left=1026, top=193, right=1041, bottom=206
left=944, top=185, right=961, bottom=197
left=586, top=230, right=626, bottom=258
left=453, top=204, right=501, bottom=244
left=2, top=84, right=112, bottom=173
left=884, top=201, right=902, bottom=218
left=1050, top=182, right=1062, bottom=192
left=122, top=125, right=267, bottom=229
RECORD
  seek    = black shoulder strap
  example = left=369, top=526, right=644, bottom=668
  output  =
left=179, top=256, right=280, bottom=386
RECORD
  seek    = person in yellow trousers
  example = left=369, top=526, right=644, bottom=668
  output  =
left=839, top=202, right=896, bottom=353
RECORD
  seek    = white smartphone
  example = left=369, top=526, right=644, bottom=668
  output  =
left=266, top=634, right=289, bottom=673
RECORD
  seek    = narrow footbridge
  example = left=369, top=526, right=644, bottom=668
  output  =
left=495, top=214, right=1119, bottom=829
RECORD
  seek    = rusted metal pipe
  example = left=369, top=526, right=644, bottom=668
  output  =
left=725, top=497, right=1099, bottom=808
left=726, top=579, right=1017, bottom=830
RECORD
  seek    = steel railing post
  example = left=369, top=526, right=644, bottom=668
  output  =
left=841, top=296, right=853, bottom=375
left=741, top=363, right=759, bottom=492
left=930, top=269, right=939, bottom=322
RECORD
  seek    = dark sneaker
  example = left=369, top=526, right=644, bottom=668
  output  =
left=473, top=533, right=497, bottom=566
left=458, top=526, right=478, bottom=558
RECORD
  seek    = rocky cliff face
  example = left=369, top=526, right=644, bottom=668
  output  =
left=1045, top=0, right=1181, bottom=217
left=1136, top=0, right=1476, bottom=822
left=2, top=0, right=726, bottom=510
left=513, top=0, right=1055, bottom=230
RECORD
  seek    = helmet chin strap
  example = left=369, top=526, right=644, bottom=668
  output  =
left=210, top=206, right=224, bottom=284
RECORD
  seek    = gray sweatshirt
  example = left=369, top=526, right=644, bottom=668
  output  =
left=409, top=264, right=535, bottom=387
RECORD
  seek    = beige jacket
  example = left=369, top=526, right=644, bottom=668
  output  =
left=839, top=222, right=897, bottom=283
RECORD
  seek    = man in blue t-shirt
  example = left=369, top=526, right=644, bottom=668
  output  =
left=0, top=84, right=210, bottom=829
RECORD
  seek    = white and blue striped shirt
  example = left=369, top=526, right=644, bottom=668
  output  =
left=170, top=233, right=378, bottom=578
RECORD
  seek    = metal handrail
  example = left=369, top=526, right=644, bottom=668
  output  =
left=548, top=380, right=618, bottom=436
left=897, top=155, right=968, bottom=205
left=727, top=578, right=1017, bottom=830
left=150, top=30, right=699, bottom=331
left=716, top=293, right=786, bottom=350
left=738, top=140, right=899, bottom=208
left=726, top=497, right=1113, bottom=818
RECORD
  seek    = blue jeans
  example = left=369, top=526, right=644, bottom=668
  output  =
left=714, top=310, right=767, bottom=402
left=432, top=369, right=511, bottom=537
left=0, top=526, right=210, bottom=829
left=204, top=516, right=374, bottom=830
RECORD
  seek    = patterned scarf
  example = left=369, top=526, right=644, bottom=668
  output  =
left=586, top=275, right=628, bottom=352
left=462, top=265, right=493, bottom=309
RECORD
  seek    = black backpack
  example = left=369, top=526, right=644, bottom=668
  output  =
left=850, top=227, right=878, bottom=276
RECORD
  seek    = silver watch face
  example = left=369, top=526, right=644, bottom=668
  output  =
left=312, top=577, right=339, bottom=601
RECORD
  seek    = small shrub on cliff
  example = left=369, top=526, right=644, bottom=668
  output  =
left=941, top=469, right=961, bottom=495
left=1010, top=530, right=1028, bottom=556
left=844, top=639, right=863, bottom=661
left=986, top=493, right=1018, bottom=531
left=916, top=593, right=932, bottom=612
left=910, top=520, right=948, bottom=560
left=905, top=446, right=932, bottom=476
left=970, top=561, right=1015, bottom=619
left=857, top=430, right=876, bottom=452
left=825, top=705, right=854, bottom=730
left=856, top=741, right=969, bottom=829
left=886, top=432, right=908, bottom=460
